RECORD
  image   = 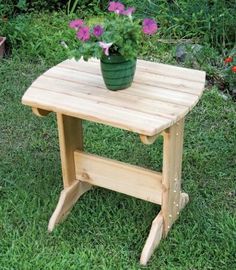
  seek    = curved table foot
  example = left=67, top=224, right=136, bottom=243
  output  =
left=140, top=212, right=164, bottom=265
left=48, top=180, right=91, bottom=232
left=140, top=192, right=189, bottom=265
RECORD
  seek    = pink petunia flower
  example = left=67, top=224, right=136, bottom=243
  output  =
left=69, top=19, right=84, bottom=30
left=93, top=25, right=104, bottom=37
left=77, top=26, right=90, bottom=41
left=142, top=18, right=158, bottom=35
left=108, top=1, right=125, bottom=14
left=99, top=41, right=113, bottom=56
left=122, top=7, right=135, bottom=17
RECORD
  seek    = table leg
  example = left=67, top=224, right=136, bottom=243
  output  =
left=140, top=119, right=189, bottom=265
left=162, top=118, right=189, bottom=236
left=48, top=113, right=91, bottom=232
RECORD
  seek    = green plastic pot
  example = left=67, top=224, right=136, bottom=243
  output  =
left=100, top=54, right=137, bottom=91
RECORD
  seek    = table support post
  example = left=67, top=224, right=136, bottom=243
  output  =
left=162, top=118, right=188, bottom=236
left=48, top=114, right=91, bottom=232
left=140, top=119, right=189, bottom=265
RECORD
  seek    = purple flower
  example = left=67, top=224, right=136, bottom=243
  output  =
left=93, top=25, right=104, bottom=38
left=108, top=1, right=125, bottom=14
left=99, top=41, right=113, bottom=56
left=142, top=18, right=158, bottom=35
left=122, top=7, right=135, bottom=16
left=77, top=26, right=90, bottom=41
left=69, top=19, right=84, bottom=30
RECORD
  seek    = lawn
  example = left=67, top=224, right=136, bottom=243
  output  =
left=0, top=55, right=235, bottom=269
left=0, top=8, right=236, bottom=270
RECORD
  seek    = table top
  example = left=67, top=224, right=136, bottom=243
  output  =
left=22, top=58, right=206, bottom=136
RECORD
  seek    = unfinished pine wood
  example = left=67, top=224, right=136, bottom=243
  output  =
left=140, top=133, right=161, bottom=145
left=74, top=151, right=163, bottom=205
left=22, top=58, right=205, bottom=265
left=180, top=192, right=189, bottom=210
left=23, top=86, right=170, bottom=136
left=32, top=107, right=51, bottom=117
left=162, top=119, right=185, bottom=236
left=137, top=60, right=206, bottom=83
left=32, top=75, right=186, bottom=119
left=50, top=64, right=203, bottom=95
left=48, top=114, right=92, bottom=231
left=48, top=180, right=91, bottom=232
left=57, top=114, right=83, bottom=187
left=140, top=211, right=164, bottom=265
left=87, top=58, right=206, bottom=82
left=22, top=58, right=206, bottom=137
left=43, top=66, right=200, bottom=106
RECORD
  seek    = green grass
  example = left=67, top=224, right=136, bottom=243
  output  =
left=0, top=9, right=236, bottom=269
left=0, top=55, right=236, bottom=270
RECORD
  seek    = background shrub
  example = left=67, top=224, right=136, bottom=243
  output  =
left=0, top=12, right=74, bottom=64
left=0, top=0, right=109, bottom=18
left=0, top=0, right=67, bottom=18
left=1, top=0, right=235, bottom=53
left=121, top=0, right=235, bottom=52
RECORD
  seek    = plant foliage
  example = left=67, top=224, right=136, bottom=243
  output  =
left=68, top=2, right=158, bottom=61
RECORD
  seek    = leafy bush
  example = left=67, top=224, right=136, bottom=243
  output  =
left=1, top=0, right=235, bottom=53
left=1, top=1, right=235, bottom=90
left=1, top=12, right=74, bottom=63
left=122, top=0, right=236, bottom=51
left=0, top=0, right=109, bottom=18
left=222, top=49, right=236, bottom=92
left=0, top=0, right=67, bottom=18
left=69, top=0, right=236, bottom=52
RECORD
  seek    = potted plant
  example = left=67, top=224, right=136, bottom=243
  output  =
left=0, top=36, right=6, bottom=58
left=68, top=1, right=158, bottom=91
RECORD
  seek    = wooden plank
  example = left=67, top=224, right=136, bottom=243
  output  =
left=43, top=67, right=201, bottom=107
left=133, top=71, right=204, bottom=95
left=130, top=84, right=199, bottom=107
left=72, top=58, right=206, bottom=83
left=140, top=211, right=164, bottom=265
left=137, top=59, right=206, bottom=83
left=22, top=87, right=171, bottom=136
left=58, top=61, right=205, bottom=95
left=32, top=75, right=188, bottom=120
left=161, top=119, right=184, bottom=236
left=48, top=65, right=204, bottom=97
left=74, top=151, right=163, bottom=205
left=70, top=58, right=205, bottom=83
left=57, top=114, right=83, bottom=187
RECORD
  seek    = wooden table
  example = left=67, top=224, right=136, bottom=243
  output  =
left=22, top=58, right=205, bottom=265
